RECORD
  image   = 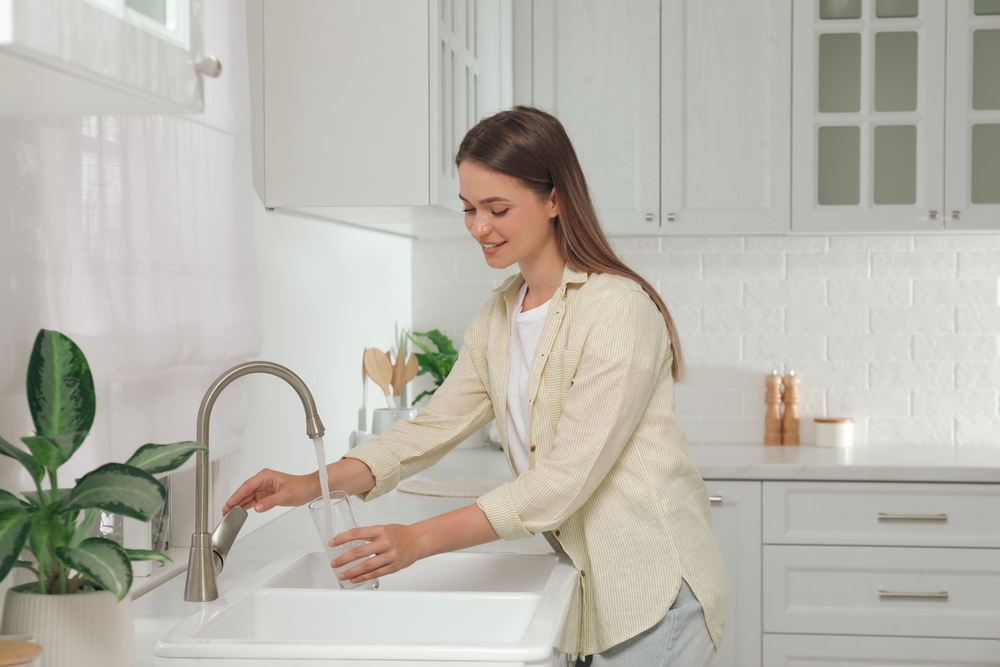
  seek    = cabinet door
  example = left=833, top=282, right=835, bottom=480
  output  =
left=705, top=480, right=761, bottom=667
left=530, top=0, right=660, bottom=235
left=793, top=0, right=946, bottom=232
left=764, top=633, right=1000, bottom=666
left=944, top=0, right=1000, bottom=229
left=661, top=0, right=791, bottom=235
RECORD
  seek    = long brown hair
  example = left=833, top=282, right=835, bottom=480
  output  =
left=456, top=106, right=685, bottom=382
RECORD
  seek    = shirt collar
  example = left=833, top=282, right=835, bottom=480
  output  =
left=493, top=263, right=590, bottom=307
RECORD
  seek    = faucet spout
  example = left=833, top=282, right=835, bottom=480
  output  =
left=184, top=361, right=326, bottom=602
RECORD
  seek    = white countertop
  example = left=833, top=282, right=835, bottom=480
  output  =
left=134, top=441, right=1000, bottom=663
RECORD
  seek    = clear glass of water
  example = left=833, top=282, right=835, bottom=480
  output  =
left=307, top=491, right=378, bottom=590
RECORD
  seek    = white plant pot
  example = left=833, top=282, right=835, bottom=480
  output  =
left=1, top=584, right=134, bottom=667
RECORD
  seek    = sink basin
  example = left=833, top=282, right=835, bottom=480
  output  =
left=154, top=550, right=579, bottom=666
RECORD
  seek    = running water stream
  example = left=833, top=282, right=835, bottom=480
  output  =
left=313, top=437, right=335, bottom=546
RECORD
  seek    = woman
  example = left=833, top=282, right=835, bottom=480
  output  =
left=223, top=106, right=728, bottom=665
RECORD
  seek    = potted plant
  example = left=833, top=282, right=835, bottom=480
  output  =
left=0, top=329, right=205, bottom=667
left=406, top=329, right=487, bottom=449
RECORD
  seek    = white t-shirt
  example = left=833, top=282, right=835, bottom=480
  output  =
left=506, top=282, right=551, bottom=475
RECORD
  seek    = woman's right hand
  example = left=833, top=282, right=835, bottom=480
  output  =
left=222, top=468, right=319, bottom=516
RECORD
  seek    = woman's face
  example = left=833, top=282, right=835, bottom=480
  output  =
left=458, top=160, right=559, bottom=271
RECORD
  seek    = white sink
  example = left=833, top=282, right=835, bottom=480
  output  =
left=154, top=550, right=579, bottom=666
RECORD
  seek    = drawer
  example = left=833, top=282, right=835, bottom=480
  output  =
left=763, top=545, right=1000, bottom=639
left=764, top=633, right=1000, bottom=666
left=763, top=481, right=1000, bottom=547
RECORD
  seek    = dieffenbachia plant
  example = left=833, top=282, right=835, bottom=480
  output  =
left=0, top=329, right=205, bottom=600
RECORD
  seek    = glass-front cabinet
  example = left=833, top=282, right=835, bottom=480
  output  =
left=0, top=0, right=212, bottom=115
left=794, top=0, right=1000, bottom=232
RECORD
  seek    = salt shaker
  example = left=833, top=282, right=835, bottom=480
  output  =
left=782, top=371, right=801, bottom=446
left=764, top=371, right=783, bottom=446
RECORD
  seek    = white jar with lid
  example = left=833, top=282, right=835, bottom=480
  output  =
left=0, top=639, right=42, bottom=667
left=814, top=418, right=853, bottom=448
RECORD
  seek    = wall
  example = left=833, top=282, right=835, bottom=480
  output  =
left=412, top=234, right=1000, bottom=447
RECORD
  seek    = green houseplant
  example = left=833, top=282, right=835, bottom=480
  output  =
left=405, top=329, right=458, bottom=404
left=0, top=329, right=205, bottom=665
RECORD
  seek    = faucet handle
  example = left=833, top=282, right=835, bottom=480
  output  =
left=211, top=506, right=248, bottom=575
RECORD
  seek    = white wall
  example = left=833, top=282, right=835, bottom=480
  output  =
left=412, top=234, right=1000, bottom=447
left=213, top=196, right=412, bottom=537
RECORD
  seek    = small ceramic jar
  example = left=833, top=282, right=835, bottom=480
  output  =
left=0, top=639, right=43, bottom=666
left=814, top=418, right=853, bottom=448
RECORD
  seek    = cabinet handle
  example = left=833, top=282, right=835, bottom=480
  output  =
left=929, top=210, right=939, bottom=219
left=952, top=210, right=962, bottom=220
left=878, top=589, right=948, bottom=600
left=877, top=512, right=947, bottom=522
left=709, top=496, right=723, bottom=504
left=645, top=213, right=655, bottom=222
left=195, top=56, right=223, bottom=78
left=666, top=213, right=677, bottom=222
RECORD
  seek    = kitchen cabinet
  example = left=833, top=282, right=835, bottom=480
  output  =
left=521, top=0, right=791, bottom=236
left=247, top=0, right=512, bottom=239
left=793, top=0, right=1000, bottom=232
left=0, top=0, right=213, bottom=115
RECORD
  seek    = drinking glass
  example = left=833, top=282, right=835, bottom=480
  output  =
left=307, top=491, right=378, bottom=590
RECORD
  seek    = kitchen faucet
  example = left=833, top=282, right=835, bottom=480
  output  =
left=184, top=361, right=326, bottom=602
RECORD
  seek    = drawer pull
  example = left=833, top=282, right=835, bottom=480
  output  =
left=878, top=589, right=949, bottom=600
left=877, top=513, right=948, bottom=522
left=709, top=496, right=723, bottom=504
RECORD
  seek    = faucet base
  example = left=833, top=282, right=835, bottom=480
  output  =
left=184, top=533, right=218, bottom=602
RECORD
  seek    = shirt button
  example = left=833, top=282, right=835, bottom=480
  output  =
left=554, top=530, right=560, bottom=537
left=580, top=570, right=586, bottom=577
left=530, top=445, right=536, bottom=452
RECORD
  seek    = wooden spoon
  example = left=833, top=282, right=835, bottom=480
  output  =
left=392, top=352, right=420, bottom=397
left=363, top=348, right=395, bottom=408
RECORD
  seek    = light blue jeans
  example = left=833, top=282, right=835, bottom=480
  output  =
left=575, top=581, right=716, bottom=667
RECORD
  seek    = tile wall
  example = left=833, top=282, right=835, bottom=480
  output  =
left=412, top=234, right=1000, bottom=446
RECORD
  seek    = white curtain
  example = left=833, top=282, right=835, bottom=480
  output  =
left=0, top=0, right=261, bottom=490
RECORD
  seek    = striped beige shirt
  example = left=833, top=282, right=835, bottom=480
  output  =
left=346, top=265, right=728, bottom=657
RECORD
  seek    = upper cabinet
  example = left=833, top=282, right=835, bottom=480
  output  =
left=0, top=0, right=215, bottom=115
left=793, top=0, right=1000, bottom=233
left=248, top=0, right=512, bottom=239
left=521, top=0, right=791, bottom=236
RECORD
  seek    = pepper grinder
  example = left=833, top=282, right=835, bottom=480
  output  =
left=765, top=371, right=783, bottom=446
left=782, top=370, right=801, bottom=446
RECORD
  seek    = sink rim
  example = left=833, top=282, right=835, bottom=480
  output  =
left=154, top=549, right=579, bottom=663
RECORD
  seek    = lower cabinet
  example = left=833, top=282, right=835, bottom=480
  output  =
left=763, top=634, right=1000, bottom=665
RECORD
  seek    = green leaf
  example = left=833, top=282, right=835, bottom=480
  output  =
left=26, top=330, right=95, bottom=454
left=123, top=548, right=172, bottom=564
left=419, top=329, right=457, bottom=356
left=0, top=489, right=31, bottom=513
left=0, top=510, right=34, bottom=585
left=124, top=441, right=206, bottom=476
left=61, top=463, right=165, bottom=521
left=405, top=331, right=433, bottom=355
left=56, top=538, right=132, bottom=601
left=21, top=436, right=68, bottom=471
left=27, top=503, right=71, bottom=583
left=0, top=435, right=45, bottom=485
left=23, top=488, right=71, bottom=506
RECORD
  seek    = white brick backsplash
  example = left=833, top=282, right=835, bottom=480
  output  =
left=670, top=307, right=702, bottom=337
left=957, top=306, right=1000, bottom=334
left=703, top=307, right=784, bottom=334
left=660, top=280, right=742, bottom=308
left=624, top=253, right=701, bottom=282
left=785, top=361, right=870, bottom=389
left=704, top=253, right=784, bottom=280
left=786, top=307, right=868, bottom=334
left=611, top=237, right=660, bottom=254
left=914, top=335, right=998, bottom=362
left=868, top=417, right=954, bottom=445
left=870, top=307, right=955, bottom=334
left=870, top=362, right=954, bottom=389
left=829, top=235, right=915, bottom=251
left=913, top=279, right=999, bottom=305
left=957, top=251, right=1000, bottom=278
left=913, top=390, right=997, bottom=418
left=744, top=334, right=826, bottom=362
left=957, top=363, right=1000, bottom=389
left=415, top=280, right=495, bottom=308
left=828, top=389, right=911, bottom=417
left=742, top=387, right=768, bottom=416
left=455, top=308, right=482, bottom=339
left=681, top=335, right=742, bottom=363
left=678, top=414, right=701, bottom=443
left=828, top=280, right=911, bottom=306
left=662, top=236, right=743, bottom=252
left=787, top=252, right=869, bottom=279
left=413, top=254, right=457, bottom=281
left=872, top=252, right=957, bottom=279
left=915, top=235, right=1000, bottom=251
left=956, top=418, right=1000, bottom=445
left=745, top=280, right=826, bottom=307
left=675, top=388, right=743, bottom=416
left=745, top=236, right=827, bottom=252
left=828, top=335, right=912, bottom=361
left=700, top=416, right=764, bottom=444
left=683, top=362, right=788, bottom=389
left=413, top=239, right=481, bottom=255
left=412, top=307, right=457, bottom=336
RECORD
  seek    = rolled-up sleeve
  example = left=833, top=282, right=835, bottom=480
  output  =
left=477, top=290, right=667, bottom=539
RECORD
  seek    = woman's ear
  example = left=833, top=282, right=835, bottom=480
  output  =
left=547, top=188, right=559, bottom=220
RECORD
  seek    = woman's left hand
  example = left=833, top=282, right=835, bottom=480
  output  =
left=330, top=524, right=423, bottom=584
